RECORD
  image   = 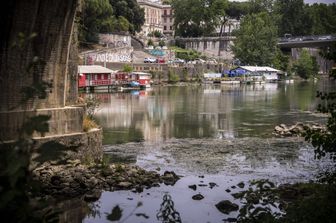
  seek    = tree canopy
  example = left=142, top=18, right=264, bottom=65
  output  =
left=171, top=0, right=228, bottom=37
left=80, top=0, right=115, bottom=43
left=231, top=12, right=278, bottom=66
left=293, top=49, right=319, bottom=79
left=79, top=0, right=144, bottom=43
left=109, top=0, right=145, bottom=33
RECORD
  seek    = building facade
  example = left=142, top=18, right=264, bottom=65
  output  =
left=161, top=4, right=174, bottom=36
left=137, top=0, right=175, bottom=37
left=137, top=0, right=163, bottom=36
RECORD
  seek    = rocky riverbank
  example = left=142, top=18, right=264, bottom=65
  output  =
left=32, top=160, right=180, bottom=200
left=273, top=122, right=325, bottom=137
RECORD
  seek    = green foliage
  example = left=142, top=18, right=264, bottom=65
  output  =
left=305, top=91, right=336, bottom=158
left=182, top=69, right=189, bottom=82
left=275, top=1, right=336, bottom=36
left=153, top=30, right=163, bottom=38
left=304, top=46, right=336, bottom=160
left=172, top=0, right=228, bottom=37
left=122, top=64, right=133, bottom=72
left=275, top=0, right=312, bottom=36
left=272, top=48, right=289, bottom=72
left=147, top=38, right=154, bottom=46
left=226, top=1, right=249, bottom=20
left=109, top=0, right=145, bottom=33
left=293, top=49, right=317, bottom=79
left=85, top=96, right=100, bottom=118
left=232, top=12, right=278, bottom=66
left=80, top=0, right=115, bottom=43
left=173, top=47, right=201, bottom=61
left=159, top=40, right=166, bottom=47
left=305, top=2, right=336, bottom=35
left=248, top=0, right=275, bottom=14
left=168, top=69, right=179, bottom=83
left=79, top=0, right=145, bottom=42
left=114, top=16, right=130, bottom=32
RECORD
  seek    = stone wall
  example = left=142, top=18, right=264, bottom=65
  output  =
left=99, top=33, right=132, bottom=48
left=176, top=37, right=235, bottom=60
left=84, top=47, right=134, bottom=63
left=31, top=128, right=103, bottom=168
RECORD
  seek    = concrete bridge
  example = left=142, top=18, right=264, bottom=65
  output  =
left=0, top=0, right=102, bottom=161
left=277, top=35, right=336, bottom=49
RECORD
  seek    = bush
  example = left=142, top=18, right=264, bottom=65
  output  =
left=122, top=64, right=133, bottom=72
left=83, top=116, right=98, bottom=132
left=159, top=40, right=166, bottom=47
left=168, top=69, right=179, bottom=83
left=147, top=38, right=154, bottom=46
left=293, top=49, right=318, bottom=79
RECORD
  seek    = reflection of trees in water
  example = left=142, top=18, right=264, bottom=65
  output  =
left=157, top=194, right=182, bottom=223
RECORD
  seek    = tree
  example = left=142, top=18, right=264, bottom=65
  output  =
left=272, top=48, right=289, bottom=72
left=307, top=3, right=336, bottom=35
left=80, top=0, right=115, bottom=43
left=109, top=0, right=145, bottom=33
left=275, top=0, right=312, bottom=36
left=231, top=12, right=278, bottom=66
left=172, top=0, right=228, bottom=37
left=248, top=0, right=275, bottom=14
left=293, top=49, right=317, bottom=79
left=304, top=49, right=336, bottom=159
left=122, top=64, right=133, bottom=73
left=114, top=16, right=131, bottom=32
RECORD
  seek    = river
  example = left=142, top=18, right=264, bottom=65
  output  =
left=80, top=80, right=334, bottom=223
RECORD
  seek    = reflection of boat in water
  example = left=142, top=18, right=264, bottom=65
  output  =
left=285, top=79, right=294, bottom=84
left=221, top=80, right=240, bottom=84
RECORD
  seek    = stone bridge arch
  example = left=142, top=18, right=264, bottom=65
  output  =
left=0, top=0, right=102, bottom=161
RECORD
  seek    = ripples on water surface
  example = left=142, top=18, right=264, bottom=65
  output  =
left=81, top=80, right=335, bottom=223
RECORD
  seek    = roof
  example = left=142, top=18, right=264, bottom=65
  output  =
left=132, top=72, right=151, bottom=76
left=239, top=66, right=280, bottom=72
left=78, top=65, right=116, bottom=74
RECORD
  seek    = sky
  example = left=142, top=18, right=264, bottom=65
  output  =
left=230, top=0, right=336, bottom=4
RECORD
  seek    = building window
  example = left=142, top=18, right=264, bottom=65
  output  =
left=164, top=17, right=167, bottom=23
left=170, top=26, right=173, bottom=30
left=164, top=26, right=167, bottom=30
left=164, top=10, right=167, bottom=15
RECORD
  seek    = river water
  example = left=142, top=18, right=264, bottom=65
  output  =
left=81, top=80, right=334, bottom=223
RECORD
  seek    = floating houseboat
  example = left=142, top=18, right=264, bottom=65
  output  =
left=229, top=66, right=281, bottom=83
left=78, top=65, right=151, bottom=92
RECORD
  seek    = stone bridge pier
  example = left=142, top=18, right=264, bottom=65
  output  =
left=0, top=0, right=102, bottom=162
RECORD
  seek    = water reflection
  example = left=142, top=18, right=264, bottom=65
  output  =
left=93, top=81, right=326, bottom=144
left=156, top=194, right=182, bottom=223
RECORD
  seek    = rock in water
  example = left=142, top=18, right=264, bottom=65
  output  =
left=188, top=184, right=197, bottom=191
left=192, top=194, right=204, bottom=200
left=215, top=200, right=239, bottom=214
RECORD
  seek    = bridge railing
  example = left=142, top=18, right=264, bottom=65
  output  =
left=278, top=34, right=335, bottom=43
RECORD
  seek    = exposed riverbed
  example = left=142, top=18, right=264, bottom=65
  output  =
left=79, top=80, right=335, bottom=223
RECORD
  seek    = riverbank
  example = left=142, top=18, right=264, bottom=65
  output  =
left=31, top=160, right=180, bottom=200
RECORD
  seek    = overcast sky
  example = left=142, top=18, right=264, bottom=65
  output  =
left=304, top=0, right=336, bottom=4
left=230, top=0, right=336, bottom=4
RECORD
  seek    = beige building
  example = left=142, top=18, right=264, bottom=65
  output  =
left=137, top=0, right=163, bottom=36
left=161, top=4, right=174, bottom=36
left=137, top=0, right=175, bottom=37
